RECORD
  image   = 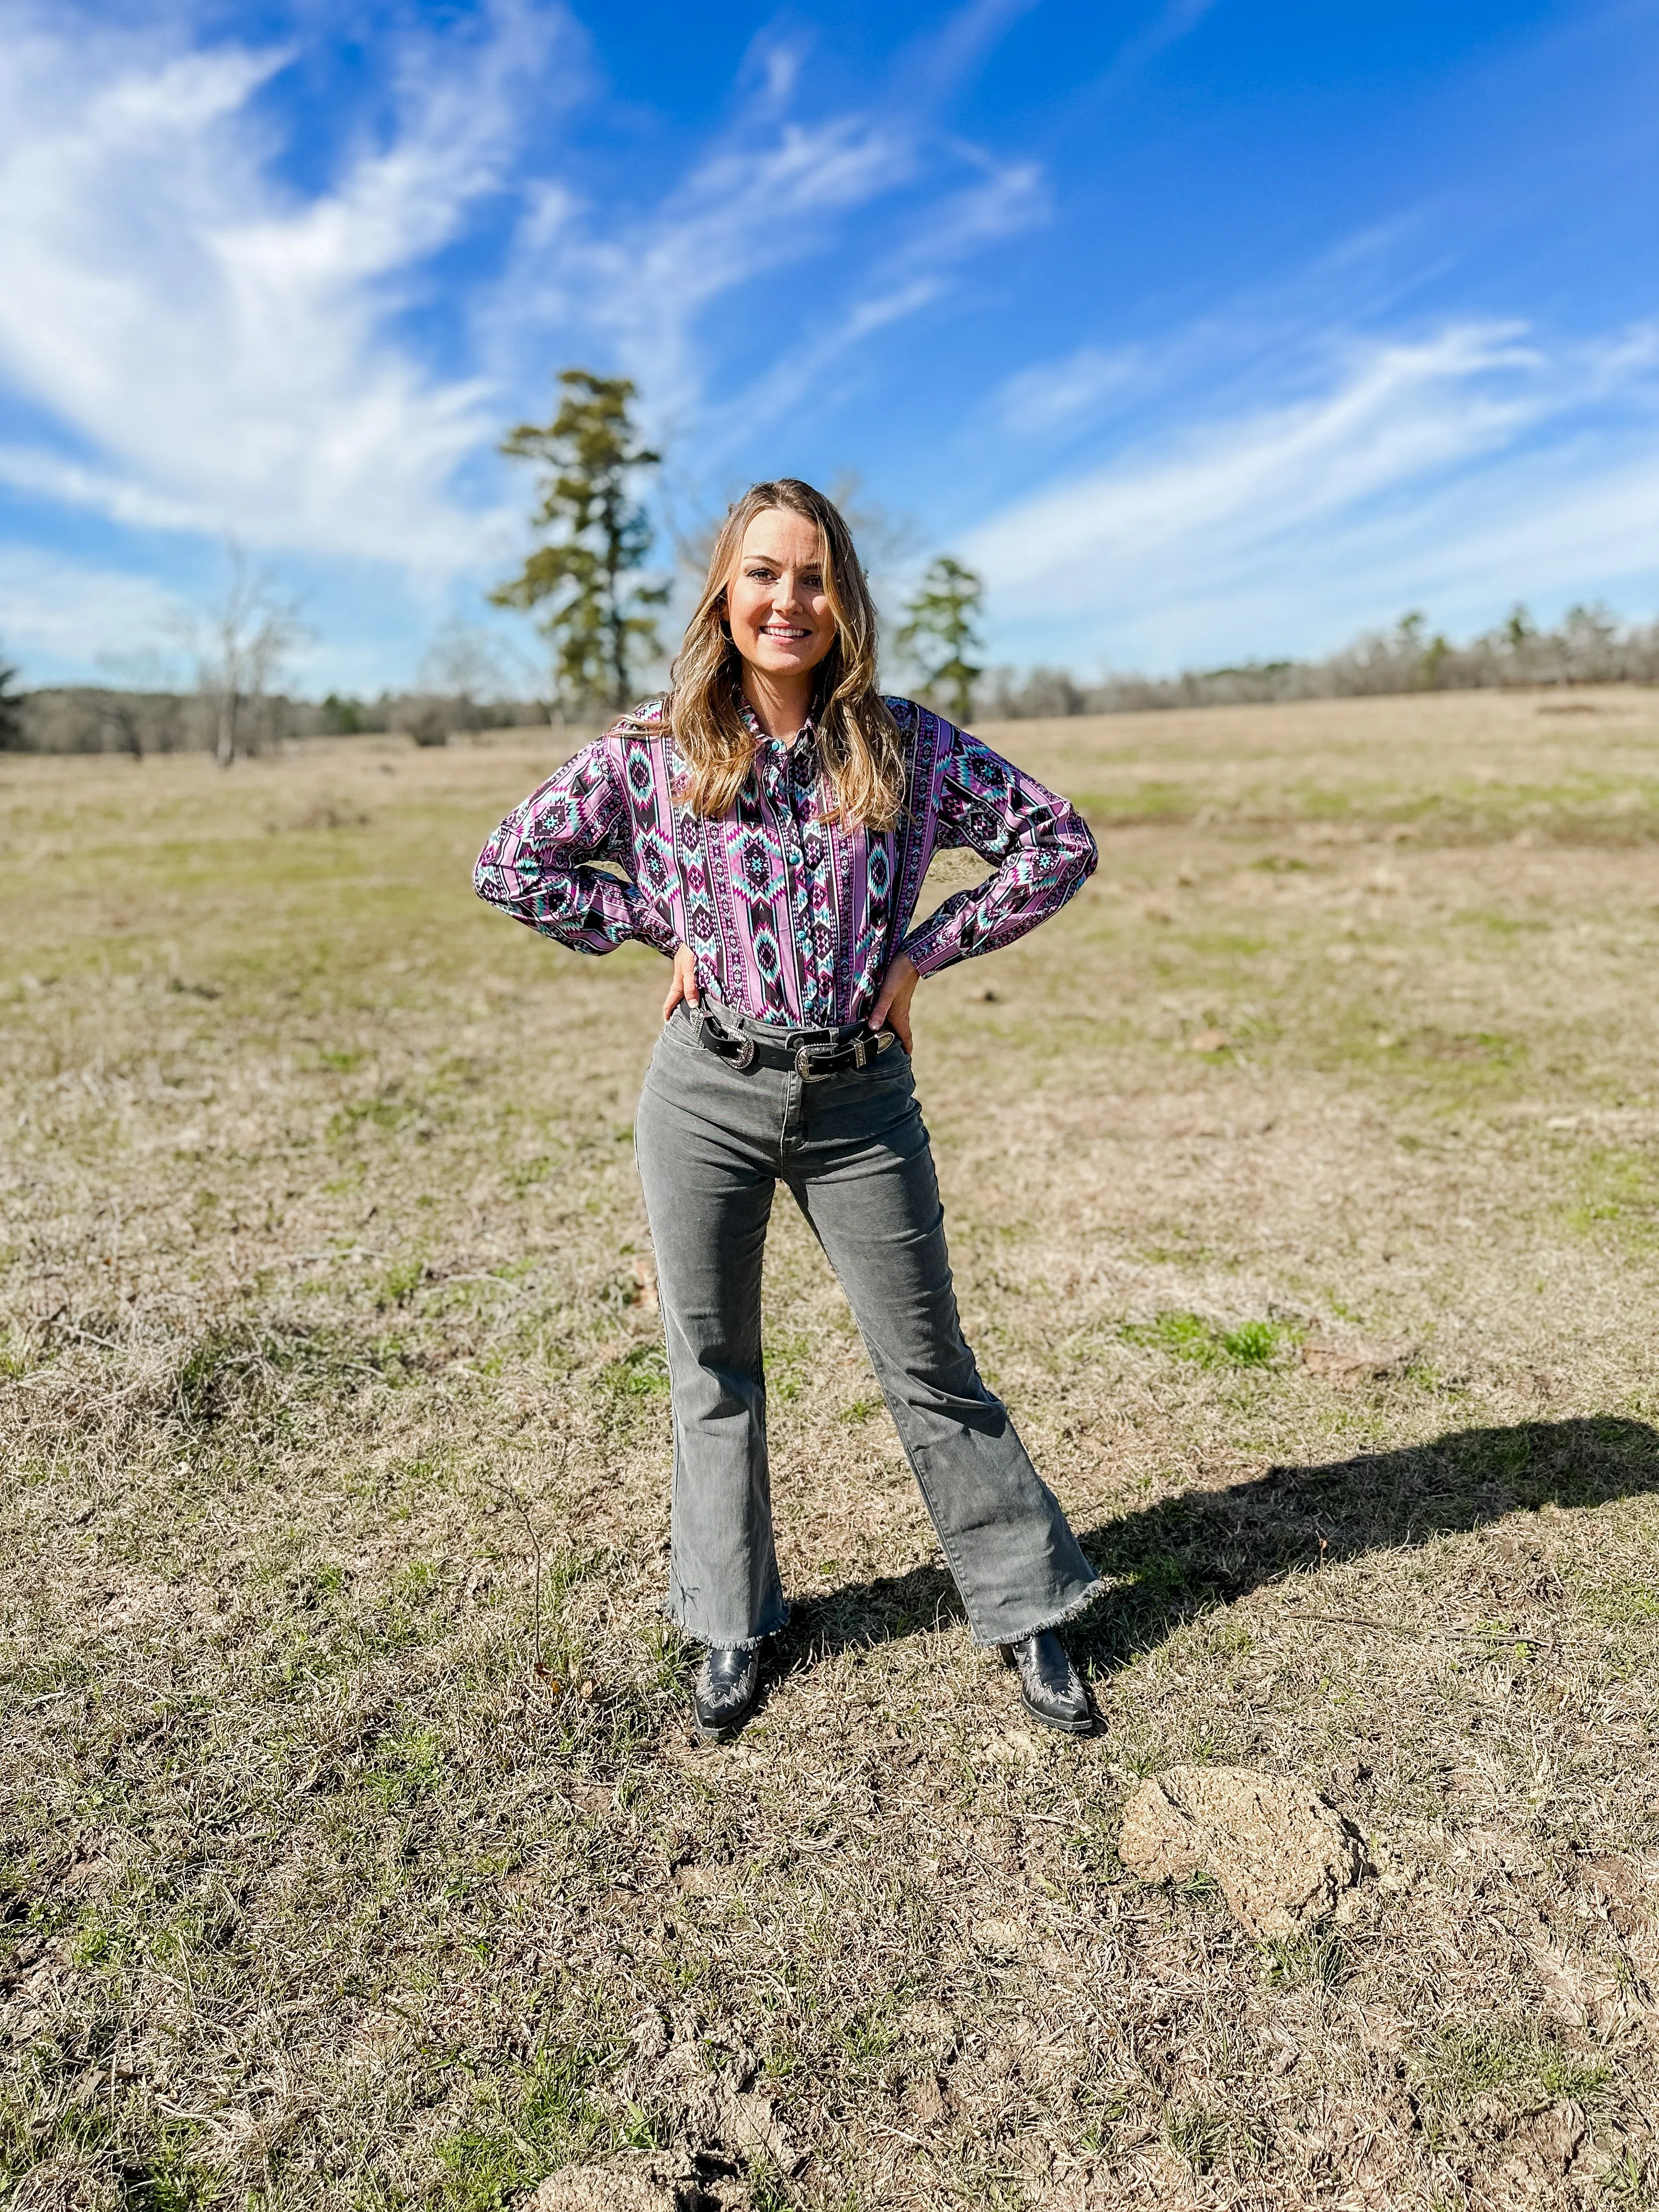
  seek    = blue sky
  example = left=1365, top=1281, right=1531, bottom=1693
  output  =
left=1, top=0, right=1655, bottom=692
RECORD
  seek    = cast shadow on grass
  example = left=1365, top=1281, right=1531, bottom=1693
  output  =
left=779, top=1416, right=1659, bottom=1679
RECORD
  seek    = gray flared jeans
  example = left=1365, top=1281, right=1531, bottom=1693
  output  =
left=633, top=1005, right=1102, bottom=1651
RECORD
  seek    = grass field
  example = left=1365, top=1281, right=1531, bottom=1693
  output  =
left=4, top=687, right=1659, bottom=2211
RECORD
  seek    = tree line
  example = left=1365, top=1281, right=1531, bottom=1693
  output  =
left=978, top=603, right=1659, bottom=719
left=4, top=365, right=1658, bottom=754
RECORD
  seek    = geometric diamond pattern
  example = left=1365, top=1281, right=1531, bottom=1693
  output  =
left=471, top=692, right=1098, bottom=1027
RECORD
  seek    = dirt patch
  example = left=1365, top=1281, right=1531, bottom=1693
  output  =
left=1118, top=1764, right=1371, bottom=1935
left=1300, top=1335, right=1416, bottom=1382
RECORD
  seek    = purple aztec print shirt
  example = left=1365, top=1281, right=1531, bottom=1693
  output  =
left=473, top=695, right=1098, bottom=1030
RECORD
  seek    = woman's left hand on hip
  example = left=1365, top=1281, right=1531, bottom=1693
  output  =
left=870, top=953, right=919, bottom=1052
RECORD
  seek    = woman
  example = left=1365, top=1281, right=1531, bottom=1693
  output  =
left=476, top=479, right=1102, bottom=1739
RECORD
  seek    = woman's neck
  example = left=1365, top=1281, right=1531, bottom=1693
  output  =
left=740, top=665, right=814, bottom=742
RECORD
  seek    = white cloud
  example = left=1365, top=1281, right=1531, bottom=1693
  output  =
left=0, top=546, right=186, bottom=663
left=583, top=114, right=925, bottom=409
left=963, top=321, right=1659, bottom=668
left=683, top=150, right=1045, bottom=464
left=0, top=0, right=567, bottom=571
left=0, top=0, right=1049, bottom=668
left=482, top=4, right=1048, bottom=481
left=899, top=0, right=1047, bottom=106
left=0, top=444, right=211, bottom=533
left=1090, top=0, right=1222, bottom=101
left=494, top=108, right=1002, bottom=449
left=996, top=343, right=1147, bottom=435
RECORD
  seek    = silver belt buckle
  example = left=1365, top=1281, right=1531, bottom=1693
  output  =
left=698, top=1009, right=755, bottom=1069
left=795, top=1045, right=832, bottom=1081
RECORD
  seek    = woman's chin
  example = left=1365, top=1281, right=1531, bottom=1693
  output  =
left=744, top=645, right=826, bottom=677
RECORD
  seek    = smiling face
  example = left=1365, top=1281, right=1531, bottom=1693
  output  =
left=723, top=508, right=838, bottom=693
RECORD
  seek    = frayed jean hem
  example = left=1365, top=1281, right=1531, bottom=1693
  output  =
left=970, top=1574, right=1105, bottom=1651
left=662, top=1600, right=790, bottom=1655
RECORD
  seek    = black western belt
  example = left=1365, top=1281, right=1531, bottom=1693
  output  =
left=688, top=1008, right=898, bottom=1080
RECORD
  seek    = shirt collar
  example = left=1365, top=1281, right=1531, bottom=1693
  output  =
left=737, top=695, right=817, bottom=752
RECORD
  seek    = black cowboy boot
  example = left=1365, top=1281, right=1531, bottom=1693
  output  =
left=692, top=1645, right=763, bottom=1737
left=1005, top=1630, right=1092, bottom=1734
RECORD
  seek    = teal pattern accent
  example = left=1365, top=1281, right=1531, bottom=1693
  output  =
left=473, top=696, right=1097, bottom=1028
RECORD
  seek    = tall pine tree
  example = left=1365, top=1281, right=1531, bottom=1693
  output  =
left=491, top=371, right=667, bottom=715
left=896, top=556, right=985, bottom=725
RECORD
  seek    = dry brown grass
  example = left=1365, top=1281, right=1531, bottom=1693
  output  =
left=4, top=688, right=1659, bottom=2211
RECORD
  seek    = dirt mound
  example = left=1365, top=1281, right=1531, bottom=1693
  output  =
left=1119, top=1764, right=1371, bottom=1936
left=523, top=2155, right=701, bottom=2212
left=1301, top=1336, right=1415, bottom=1383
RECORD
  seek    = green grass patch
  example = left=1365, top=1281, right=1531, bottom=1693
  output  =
left=1163, top=2102, right=1227, bottom=2171
left=599, top=1342, right=670, bottom=1397
left=328, top=1090, right=422, bottom=1139
left=1412, top=1028, right=1522, bottom=1067
left=1579, top=1580, right=1659, bottom=1627
left=1413, top=2021, right=1612, bottom=2112
left=838, top=1393, right=881, bottom=1423
left=1181, top=929, right=1269, bottom=957
left=376, top=1255, right=427, bottom=1307
left=369, top=1723, right=447, bottom=1807
left=171, top=1318, right=420, bottom=1425
left=1121, top=1311, right=1296, bottom=1368
left=431, top=2036, right=640, bottom=2210
left=1258, top=1932, right=1345, bottom=1990
left=1564, top=1146, right=1659, bottom=1243
left=764, top=1326, right=811, bottom=1403
left=1072, top=782, right=1198, bottom=826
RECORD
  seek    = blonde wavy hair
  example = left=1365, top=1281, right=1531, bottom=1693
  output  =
left=667, top=479, right=908, bottom=829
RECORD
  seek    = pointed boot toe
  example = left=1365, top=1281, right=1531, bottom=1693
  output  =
left=1007, top=1630, right=1092, bottom=1735
left=692, top=1644, right=763, bottom=1737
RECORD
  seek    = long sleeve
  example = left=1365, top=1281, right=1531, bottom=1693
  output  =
left=898, top=721, right=1097, bottom=978
left=473, top=736, right=680, bottom=959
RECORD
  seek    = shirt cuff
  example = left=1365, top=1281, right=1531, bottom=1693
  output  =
left=896, top=923, right=961, bottom=978
left=630, top=907, right=681, bottom=960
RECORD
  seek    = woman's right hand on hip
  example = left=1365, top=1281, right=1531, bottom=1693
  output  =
left=662, top=943, right=702, bottom=1021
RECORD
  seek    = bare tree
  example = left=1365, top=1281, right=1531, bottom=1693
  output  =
left=416, top=618, right=523, bottom=733
left=827, top=472, right=923, bottom=601
left=188, top=548, right=304, bottom=769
